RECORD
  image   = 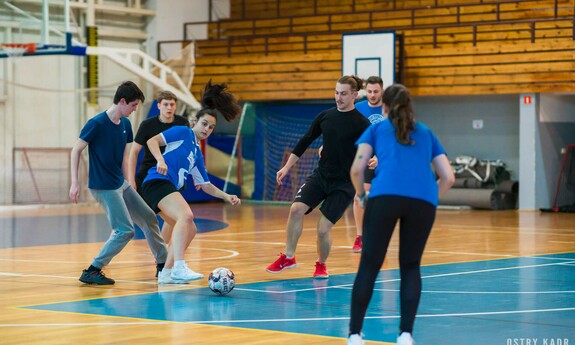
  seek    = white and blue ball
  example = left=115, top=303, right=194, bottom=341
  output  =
left=208, top=267, right=235, bottom=295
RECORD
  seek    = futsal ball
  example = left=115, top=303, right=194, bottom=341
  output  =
left=208, top=267, right=235, bottom=295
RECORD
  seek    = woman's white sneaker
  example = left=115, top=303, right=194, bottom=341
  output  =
left=158, top=269, right=188, bottom=284
left=171, top=264, right=204, bottom=281
left=397, top=332, right=415, bottom=345
left=347, top=334, right=365, bottom=345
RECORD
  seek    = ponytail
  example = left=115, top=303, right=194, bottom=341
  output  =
left=198, top=80, right=241, bottom=122
left=382, top=84, right=415, bottom=145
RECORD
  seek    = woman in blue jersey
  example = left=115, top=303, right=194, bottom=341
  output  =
left=142, top=81, right=242, bottom=284
left=347, top=84, right=455, bottom=345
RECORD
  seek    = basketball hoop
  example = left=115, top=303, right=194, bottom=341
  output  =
left=0, top=43, right=36, bottom=58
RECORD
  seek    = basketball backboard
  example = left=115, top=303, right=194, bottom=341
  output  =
left=0, top=0, right=85, bottom=58
left=342, top=31, right=396, bottom=88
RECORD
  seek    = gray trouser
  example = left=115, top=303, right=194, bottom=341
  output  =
left=90, top=180, right=168, bottom=269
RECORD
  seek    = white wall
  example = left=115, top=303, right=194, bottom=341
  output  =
left=537, top=94, right=575, bottom=209
left=517, top=93, right=575, bottom=210
left=12, top=56, right=81, bottom=147
left=96, top=38, right=148, bottom=112
left=519, top=94, right=538, bottom=210
left=414, top=94, right=520, bottom=178
left=147, top=0, right=230, bottom=60
left=0, top=54, right=84, bottom=204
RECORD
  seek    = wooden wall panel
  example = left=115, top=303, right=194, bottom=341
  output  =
left=190, top=52, right=341, bottom=101
left=222, top=0, right=573, bottom=39
left=404, top=40, right=575, bottom=95
left=186, top=39, right=575, bottom=101
left=187, top=0, right=575, bottom=101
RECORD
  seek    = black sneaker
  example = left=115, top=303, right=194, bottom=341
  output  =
left=156, top=263, right=165, bottom=278
left=79, top=269, right=115, bottom=285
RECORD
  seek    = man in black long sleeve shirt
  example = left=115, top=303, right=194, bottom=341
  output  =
left=266, top=75, right=371, bottom=279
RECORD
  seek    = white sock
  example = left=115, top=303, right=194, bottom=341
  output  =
left=174, top=260, right=186, bottom=269
left=161, top=268, right=172, bottom=275
left=286, top=254, right=294, bottom=259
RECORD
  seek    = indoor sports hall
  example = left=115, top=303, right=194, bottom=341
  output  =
left=1, top=1, right=574, bottom=345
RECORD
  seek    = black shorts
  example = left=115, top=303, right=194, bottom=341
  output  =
left=294, top=169, right=355, bottom=224
left=135, top=176, right=144, bottom=196
left=364, top=168, right=375, bottom=184
left=142, top=179, right=178, bottom=214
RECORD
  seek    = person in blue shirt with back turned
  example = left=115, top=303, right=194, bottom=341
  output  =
left=347, top=84, right=455, bottom=345
left=69, top=81, right=168, bottom=285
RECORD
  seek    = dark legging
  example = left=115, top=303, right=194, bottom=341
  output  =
left=349, top=195, right=436, bottom=335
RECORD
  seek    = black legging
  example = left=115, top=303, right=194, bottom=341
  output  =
left=349, top=195, right=436, bottom=335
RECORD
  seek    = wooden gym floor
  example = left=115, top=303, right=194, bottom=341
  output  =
left=0, top=202, right=574, bottom=345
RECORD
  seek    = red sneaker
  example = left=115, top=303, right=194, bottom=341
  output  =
left=266, top=253, right=296, bottom=273
left=313, top=261, right=329, bottom=279
left=352, top=235, right=362, bottom=253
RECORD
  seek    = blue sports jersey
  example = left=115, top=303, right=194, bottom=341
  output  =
left=143, top=126, right=210, bottom=189
left=80, top=111, right=133, bottom=190
left=355, top=100, right=385, bottom=124
left=356, top=120, right=446, bottom=206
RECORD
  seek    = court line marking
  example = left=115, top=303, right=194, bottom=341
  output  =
left=0, top=247, right=239, bottom=264
left=205, top=223, right=575, bottom=238
left=368, top=259, right=575, bottom=285
left=0, top=272, right=204, bottom=288
left=195, top=238, right=356, bottom=250
left=1, top=307, right=575, bottom=328
left=2, top=255, right=572, bottom=292
left=222, top=209, right=575, bottom=235
left=427, top=250, right=514, bottom=257
left=8, top=256, right=575, bottom=331
left=374, top=289, right=575, bottom=294
left=187, top=307, right=575, bottom=324
left=0, top=321, right=171, bottom=327
left=237, top=259, right=575, bottom=294
left=2, top=256, right=560, bottom=292
left=527, top=256, right=575, bottom=261
left=201, top=224, right=355, bottom=237
left=439, top=225, right=575, bottom=236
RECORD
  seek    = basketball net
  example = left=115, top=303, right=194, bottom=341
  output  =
left=0, top=43, right=36, bottom=61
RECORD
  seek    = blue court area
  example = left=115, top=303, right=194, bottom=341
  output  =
left=25, top=253, right=575, bottom=344
left=0, top=214, right=227, bottom=248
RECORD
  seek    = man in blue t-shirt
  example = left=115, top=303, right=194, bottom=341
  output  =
left=69, top=81, right=168, bottom=285
left=351, top=76, right=385, bottom=253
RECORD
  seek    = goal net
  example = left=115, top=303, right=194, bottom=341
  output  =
left=227, top=102, right=332, bottom=202
left=13, top=148, right=88, bottom=204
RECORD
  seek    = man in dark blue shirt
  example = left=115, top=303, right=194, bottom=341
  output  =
left=69, top=81, right=167, bottom=285
left=351, top=76, right=385, bottom=253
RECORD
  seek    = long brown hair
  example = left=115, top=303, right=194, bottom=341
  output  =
left=197, top=80, right=241, bottom=122
left=382, top=84, right=415, bottom=145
